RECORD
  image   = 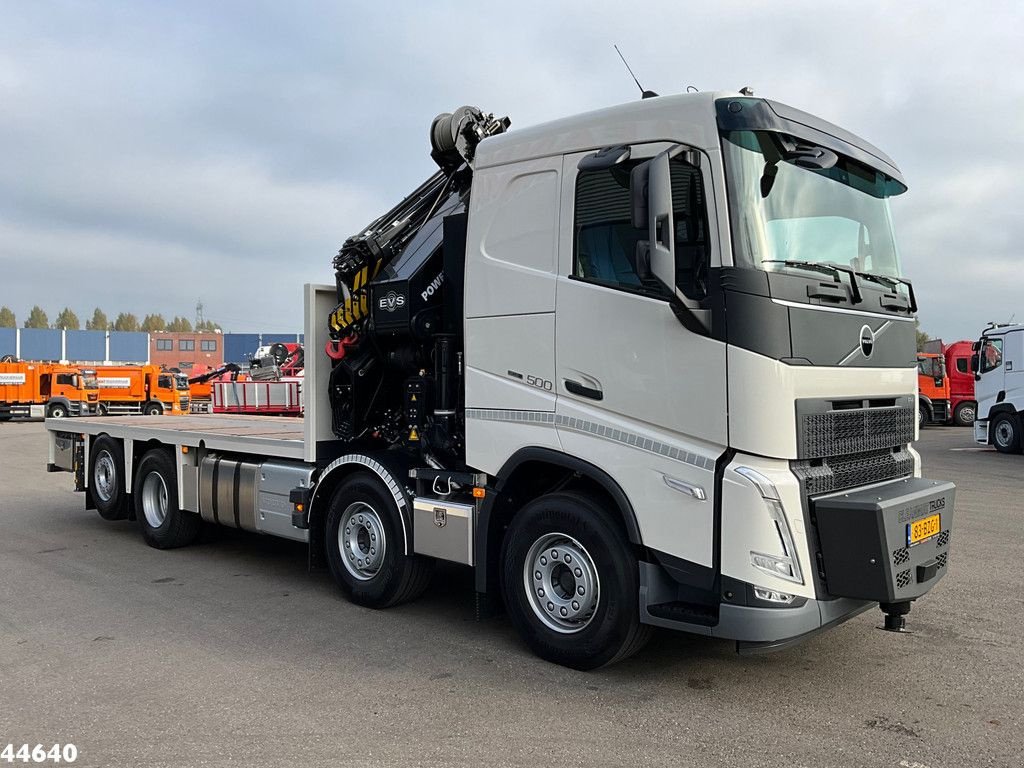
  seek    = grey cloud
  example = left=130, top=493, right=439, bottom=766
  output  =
left=0, top=1, right=1021, bottom=339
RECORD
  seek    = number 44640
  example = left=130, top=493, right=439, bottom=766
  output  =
left=1, top=744, right=77, bottom=764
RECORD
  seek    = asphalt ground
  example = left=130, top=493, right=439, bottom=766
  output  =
left=0, top=421, right=1020, bottom=768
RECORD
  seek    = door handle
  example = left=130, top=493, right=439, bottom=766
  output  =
left=564, top=380, right=603, bottom=401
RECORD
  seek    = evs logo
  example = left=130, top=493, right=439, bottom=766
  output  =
left=378, top=291, right=406, bottom=312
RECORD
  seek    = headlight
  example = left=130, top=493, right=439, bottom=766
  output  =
left=735, top=467, right=804, bottom=585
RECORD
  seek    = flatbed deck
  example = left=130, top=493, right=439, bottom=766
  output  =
left=46, top=413, right=306, bottom=460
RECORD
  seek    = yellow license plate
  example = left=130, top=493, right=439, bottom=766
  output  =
left=908, top=514, right=941, bottom=546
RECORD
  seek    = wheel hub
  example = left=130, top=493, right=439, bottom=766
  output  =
left=995, top=421, right=1014, bottom=447
left=141, top=471, right=168, bottom=528
left=523, top=533, right=600, bottom=633
left=94, top=451, right=116, bottom=502
left=338, top=502, right=386, bottom=581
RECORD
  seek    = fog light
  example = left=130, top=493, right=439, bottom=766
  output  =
left=753, top=586, right=796, bottom=604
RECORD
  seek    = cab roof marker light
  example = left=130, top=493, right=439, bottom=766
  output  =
left=735, top=466, right=803, bottom=585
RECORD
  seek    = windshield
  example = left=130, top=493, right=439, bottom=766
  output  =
left=81, top=374, right=98, bottom=389
left=917, top=357, right=942, bottom=378
left=722, top=130, right=906, bottom=278
left=158, top=374, right=175, bottom=390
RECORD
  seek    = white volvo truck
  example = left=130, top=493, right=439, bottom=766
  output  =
left=45, top=91, right=955, bottom=669
left=972, top=323, right=1024, bottom=453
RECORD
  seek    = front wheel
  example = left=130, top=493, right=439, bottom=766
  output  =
left=144, top=402, right=164, bottom=416
left=133, top=449, right=201, bottom=548
left=324, top=472, right=433, bottom=608
left=47, top=403, right=68, bottom=419
left=992, top=413, right=1022, bottom=454
left=500, top=492, right=652, bottom=670
left=97, top=402, right=109, bottom=417
left=953, top=401, right=975, bottom=427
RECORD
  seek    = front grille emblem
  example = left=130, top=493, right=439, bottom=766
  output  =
left=860, top=325, right=875, bottom=358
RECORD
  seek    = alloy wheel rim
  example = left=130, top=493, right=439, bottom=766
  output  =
left=141, top=471, right=168, bottom=528
left=523, top=532, right=600, bottom=634
left=94, top=450, right=116, bottom=502
left=338, top=502, right=386, bottom=581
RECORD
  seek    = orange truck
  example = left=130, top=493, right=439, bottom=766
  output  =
left=0, top=361, right=99, bottom=419
left=93, top=364, right=189, bottom=416
left=917, top=352, right=951, bottom=427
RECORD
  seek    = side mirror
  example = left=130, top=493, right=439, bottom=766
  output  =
left=970, top=353, right=979, bottom=373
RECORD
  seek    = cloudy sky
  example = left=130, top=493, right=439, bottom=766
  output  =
left=1, top=1, right=1020, bottom=339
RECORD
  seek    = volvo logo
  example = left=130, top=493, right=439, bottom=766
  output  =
left=378, top=291, right=406, bottom=312
left=860, top=324, right=875, bottom=358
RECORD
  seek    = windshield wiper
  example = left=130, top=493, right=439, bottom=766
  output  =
left=762, top=259, right=863, bottom=304
left=856, top=271, right=917, bottom=313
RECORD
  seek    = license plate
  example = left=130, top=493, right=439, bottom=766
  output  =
left=908, top=513, right=941, bottom=546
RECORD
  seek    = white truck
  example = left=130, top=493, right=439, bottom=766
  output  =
left=45, top=91, right=955, bottom=669
left=972, top=323, right=1024, bottom=453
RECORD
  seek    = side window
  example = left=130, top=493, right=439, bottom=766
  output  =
left=156, top=339, right=173, bottom=351
left=56, top=373, right=73, bottom=386
left=573, top=155, right=709, bottom=299
left=981, top=339, right=1003, bottom=373
left=201, top=339, right=217, bottom=352
left=179, top=339, right=195, bottom=352
left=955, top=357, right=968, bottom=374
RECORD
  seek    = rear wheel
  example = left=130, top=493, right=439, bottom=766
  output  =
left=144, top=402, right=163, bottom=416
left=953, top=401, right=975, bottom=427
left=500, top=492, right=652, bottom=670
left=324, top=472, right=433, bottom=608
left=133, top=449, right=201, bottom=548
left=992, top=413, right=1022, bottom=454
left=47, top=403, right=68, bottom=419
left=90, top=435, right=128, bottom=520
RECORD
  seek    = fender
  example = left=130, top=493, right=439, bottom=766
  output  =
left=474, top=447, right=644, bottom=593
left=47, top=396, right=73, bottom=414
left=918, top=394, right=933, bottom=420
left=307, top=452, right=414, bottom=556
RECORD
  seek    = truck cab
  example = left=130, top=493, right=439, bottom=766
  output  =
left=0, top=361, right=98, bottom=419
left=972, top=324, right=1024, bottom=452
left=916, top=352, right=950, bottom=426
left=94, top=364, right=189, bottom=416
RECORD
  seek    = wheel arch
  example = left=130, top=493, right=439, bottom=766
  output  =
left=475, top=447, right=642, bottom=593
left=307, top=453, right=414, bottom=570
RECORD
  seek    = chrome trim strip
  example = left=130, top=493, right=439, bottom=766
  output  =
left=770, top=298, right=915, bottom=322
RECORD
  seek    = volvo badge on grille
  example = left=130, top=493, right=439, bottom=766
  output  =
left=433, top=507, right=447, bottom=527
left=860, top=324, right=875, bottom=358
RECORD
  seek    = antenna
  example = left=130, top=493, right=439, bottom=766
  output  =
left=195, top=299, right=205, bottom=330
left=614, top=45, right=658, bottom=99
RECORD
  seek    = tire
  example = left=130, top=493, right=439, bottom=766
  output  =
left=917, top=402, right=928, bottom=429
left=90, top=435, right=128, bottom=520
left=953, top=401, right=976, bottom=427
left=96, top=403, right=109, bottom=417
left=324, top=472, right=434, bottom=608
left=133, top=448, right=201, bottom=548
left=500, top=492, right=652, bottom=670
left=991, top=413, right=1022, bottom=454
left=47, top=403, right=68, bottom=419
left=144, top=402, right=163, bottom=416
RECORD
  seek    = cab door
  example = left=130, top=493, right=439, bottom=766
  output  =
left=553, top=144, right=728, bottom=570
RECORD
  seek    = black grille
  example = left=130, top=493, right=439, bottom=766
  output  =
left=892, top=547, right=910, bottom=566
left=936, top=530, right=950, bottom=548
left=793, top=448, right=915, bottom=496
left=896, top=569, right=912, bottom=589
left=800, top=406, right=915, bottom=459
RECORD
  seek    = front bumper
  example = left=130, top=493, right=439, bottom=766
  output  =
left=639, top=475, right=955, bottom=651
